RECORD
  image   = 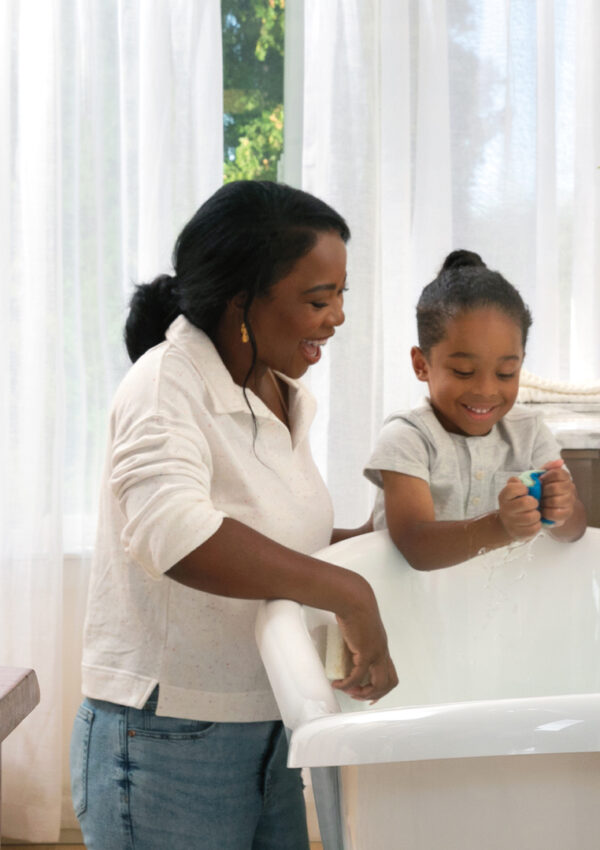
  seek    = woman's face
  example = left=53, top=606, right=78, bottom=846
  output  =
left=248, top=231, right=347, bottom=379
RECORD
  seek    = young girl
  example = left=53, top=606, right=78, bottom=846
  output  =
left=364, top=250, right=587, bottom=571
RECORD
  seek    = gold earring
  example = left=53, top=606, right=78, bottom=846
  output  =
left=240, top=322, right=249, bottom=344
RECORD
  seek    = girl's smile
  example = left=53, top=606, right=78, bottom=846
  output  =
left=411, top=307, right=524, bottom=436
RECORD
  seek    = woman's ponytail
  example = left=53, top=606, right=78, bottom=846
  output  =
left=124, top=274, right=180, bottom=363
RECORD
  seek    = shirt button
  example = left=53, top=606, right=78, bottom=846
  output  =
left=472, top=496, right=480, bottom=505
left=475, top=470, right=484, bottom=480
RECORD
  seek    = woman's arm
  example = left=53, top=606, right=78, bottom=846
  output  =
left=167, top=517, right=398, bottom=701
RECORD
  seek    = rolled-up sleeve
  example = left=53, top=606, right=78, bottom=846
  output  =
left=110, top=414, right=226, bottom=579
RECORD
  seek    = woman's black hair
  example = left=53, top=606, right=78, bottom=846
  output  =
left=124, top=180, right=350, bottom=363
left=416, top=249, right=532, bottom=355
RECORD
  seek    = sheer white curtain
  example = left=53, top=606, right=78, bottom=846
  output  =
left=300, top=0, right=600, bottom=526
left=1, top=0, right=222, bottom=841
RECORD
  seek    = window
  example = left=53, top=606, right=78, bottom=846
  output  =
left=222, top=0, right=285, bottom=182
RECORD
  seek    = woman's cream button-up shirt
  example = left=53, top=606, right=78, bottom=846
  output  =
left=81, top=316, right=334, bottom=722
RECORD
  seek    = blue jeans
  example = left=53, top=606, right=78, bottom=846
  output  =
left=70, top=690, right=309, bottom=850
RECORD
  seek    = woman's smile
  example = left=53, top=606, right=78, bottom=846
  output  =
left=300, top=335, right=332, bottom=364
left=248, top=231, right=347, bottom=379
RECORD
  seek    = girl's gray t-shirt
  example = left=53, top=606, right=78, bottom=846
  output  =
left=364, top=399, right=563, bottom=528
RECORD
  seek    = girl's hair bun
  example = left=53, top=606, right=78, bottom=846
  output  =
left=416, top=248, right=532, bottom=355
left=440, top=250, right=486, bottom=272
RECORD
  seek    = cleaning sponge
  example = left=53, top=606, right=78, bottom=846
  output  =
left=518, top=469, right=554, bottom=526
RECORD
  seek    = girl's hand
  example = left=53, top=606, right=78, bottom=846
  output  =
left=330, top=512, right=374, bottom=544
left=332, top=585, right=398, bottom=702
left=498, top=478, right=542, bottom=540
left=539, top=459, right=576, bottom=526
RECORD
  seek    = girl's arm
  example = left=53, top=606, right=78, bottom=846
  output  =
left=167, top=518, right=398, bottom=701
left=381, top=471, right=541, bottom=571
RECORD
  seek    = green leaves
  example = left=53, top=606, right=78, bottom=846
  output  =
left=222, top=0, right=284, bottom=181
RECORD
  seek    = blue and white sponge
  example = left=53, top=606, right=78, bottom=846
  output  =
left=518, top=469, right=554, bottom=526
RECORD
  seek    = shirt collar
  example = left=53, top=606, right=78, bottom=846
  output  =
left=166, top=315, right=317, bottom=444
left=166, top=315, right=248, bottom=414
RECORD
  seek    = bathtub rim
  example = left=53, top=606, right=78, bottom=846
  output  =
left=255, top=528, right=600, bottom=769
left=286, top=690, right=600, bottom=768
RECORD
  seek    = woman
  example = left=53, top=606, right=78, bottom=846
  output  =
left=71, top=180, right=397, bottom=850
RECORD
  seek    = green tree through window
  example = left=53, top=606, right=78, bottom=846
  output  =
left=222, top=0, right=285, bottom=182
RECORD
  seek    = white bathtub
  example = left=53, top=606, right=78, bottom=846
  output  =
left=255, top=528, right=600, bottom=850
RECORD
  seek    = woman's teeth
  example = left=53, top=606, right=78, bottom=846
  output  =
left=302, top=339, right=326, bottom=353
left=301, top=338, right=327, bottom=361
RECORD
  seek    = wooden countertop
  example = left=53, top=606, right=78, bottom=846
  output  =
left=0, top=667, right=40, bottom=743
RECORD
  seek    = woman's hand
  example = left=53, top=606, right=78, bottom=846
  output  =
left=331, top=580, right=398, bottom=702
left=497, top=478, right=542, bottom=540
left=169, top=518, right=399, bottom=701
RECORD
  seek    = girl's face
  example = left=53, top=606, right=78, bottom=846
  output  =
left=411, top=307, right=524, bottom=436
left=248, top=231, right=347, bottom=379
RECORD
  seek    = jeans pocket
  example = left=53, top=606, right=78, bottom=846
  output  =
left=129, top=712, right=217, bottom=740
left=70, top=703, right=95, bottom=818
